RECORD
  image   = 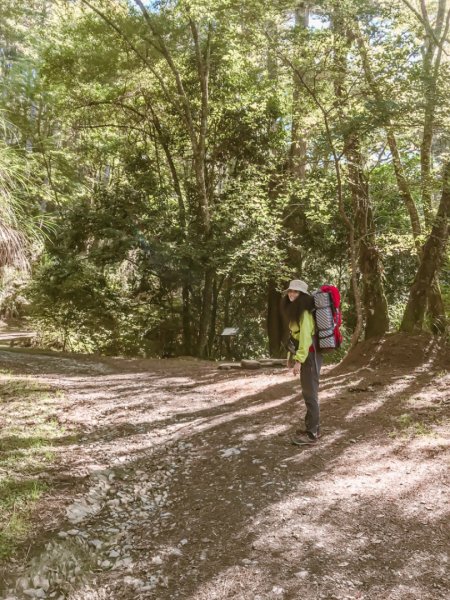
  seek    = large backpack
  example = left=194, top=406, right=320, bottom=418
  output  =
left=312, top=285, right=343, bottom=352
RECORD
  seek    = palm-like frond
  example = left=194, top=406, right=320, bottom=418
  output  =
left=0, top=220, right=28, bottom=270
left=0, top=114, right=30, bottom=271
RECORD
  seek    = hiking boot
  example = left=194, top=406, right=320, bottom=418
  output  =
left=291, top=431, right=318, bottom=446
left=295, top=428, right=321, bottom=439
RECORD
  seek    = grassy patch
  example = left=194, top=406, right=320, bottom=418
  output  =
left=0, top=480, right=48, bottom=559
left=0, top=374, right=65, bottom=559
left=390, top=412, right=435, bottom=438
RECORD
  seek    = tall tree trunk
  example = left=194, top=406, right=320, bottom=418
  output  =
left=208, top=275, right=219, bottom=356
left=419, top=0, right=449, bottom=226
left=401, top=162, right=450, bottom=332
left=266, top=9, right=308, bottom=356
left=80, top=1, right=216, bottom=355
left=279, top=30, right=364, bottom=347
left=190, top=19, right=214, bottom=355
left=346, top=135, right=390, bottom=338
left=289, top=3, right=309, bottom=178
left=284, top=1, right=309, bottom=264
left=356, top=30, right=421, bottom=243
left=182, top=284, right=191, bottom=355
left=418, top=1, right=450, bottom=329
left=267, top=281, right=285, bottom=357
left=267, top=2, right=309, bottom=356
left=197, top=267, right=214, bottom=357
left=222, top=277, right=232, bottom=358
left=333, top=15, right=389, bottom=339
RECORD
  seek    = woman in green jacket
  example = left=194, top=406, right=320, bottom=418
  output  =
left=281, top=279, right=322, bottom=445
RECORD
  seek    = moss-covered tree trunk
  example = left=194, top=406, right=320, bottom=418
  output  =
left=401, top=162, right=450, bottom=332
left=356, top=17, right=448, bottom=333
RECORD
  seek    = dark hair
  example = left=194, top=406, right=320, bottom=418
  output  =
left=280, top=292, right=314, bottom=324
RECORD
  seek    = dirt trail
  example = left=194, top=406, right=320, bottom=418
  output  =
left=0, top=334, right=449, bottom=600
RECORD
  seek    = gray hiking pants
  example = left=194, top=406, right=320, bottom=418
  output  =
left=300, top=351, right=323, bottom=436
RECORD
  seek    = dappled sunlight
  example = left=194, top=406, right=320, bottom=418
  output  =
left=42, top=370, right=295, bottom=431
left=2, top=334, right=449, bottom=600
left=251, top=496, right=343, bottom=551
left=231, top=432, right=449, bottom=599
left=405, top=372, right=450, bottom=407
left=344, top=396, right=387, bottom=420
left=239, top=423, right=287, bottom=441
left=283, top=430, right=346, bottom=468
left=391, top=550, right=449, bottom=587
left=312, top=440, right=450, bottom=522
left=38, top=369, right=299, bottom=476
left=381, top=378, right=416, bottom=398
left=190, top=565, right=266, bottom=600
left=103, top=392, right=297, bottom=469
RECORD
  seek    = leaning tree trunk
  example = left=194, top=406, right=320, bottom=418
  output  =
left=400, top=162, right=450, bottom=333
left=356, top=19, right=447, bottom=333
left=419, top=1, right=450, bottom=331
left=428, top=278, right=447, bottom=334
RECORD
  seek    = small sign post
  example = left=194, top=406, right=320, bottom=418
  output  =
left=220, top=327, right=239, bottom=360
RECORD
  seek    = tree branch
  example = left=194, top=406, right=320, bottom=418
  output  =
left=79, top=0, right=174, bottom=107
left=132, top=0, right=198, bottom=151
left=400, top=0, right=449, bottom=53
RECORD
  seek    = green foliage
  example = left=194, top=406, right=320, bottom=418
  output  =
left=2, top=0, right=449, bottom=357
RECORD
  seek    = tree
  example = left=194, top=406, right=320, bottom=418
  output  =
left=4, top=0, right=448, bottom=356
left=332, top=6, right=389, bottom=339
left=401, top=161, right=450, bottom=331
left=356, top=0, right=450, bottom=331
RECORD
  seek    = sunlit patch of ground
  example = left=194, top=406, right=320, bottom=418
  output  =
left=0, top=334, right=449, bottom=599
left=0, top=373, right=67, bottom=559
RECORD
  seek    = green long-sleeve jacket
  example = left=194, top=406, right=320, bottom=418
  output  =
left=289, top=310, right=315, bottom=364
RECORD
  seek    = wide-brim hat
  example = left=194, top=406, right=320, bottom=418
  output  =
left=284, top=279, right=310, bottom=294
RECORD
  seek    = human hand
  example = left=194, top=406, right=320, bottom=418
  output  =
left=293, top=361, right=300, bottom=376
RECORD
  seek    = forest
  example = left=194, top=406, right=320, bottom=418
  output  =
left=1, top=0, right=448, bottom=359
left=1, top=3, right=450, bottom=599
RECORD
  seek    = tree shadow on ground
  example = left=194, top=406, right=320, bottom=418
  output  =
left=116, top=365, right=446, bottom=599
left=1, top=340, right=448, bottom=599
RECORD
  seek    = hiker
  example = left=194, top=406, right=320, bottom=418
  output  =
left=281, top=279, right=323, bottom=445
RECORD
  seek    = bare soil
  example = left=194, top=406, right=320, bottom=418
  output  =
left=0, top=332, right=449, bottom=600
